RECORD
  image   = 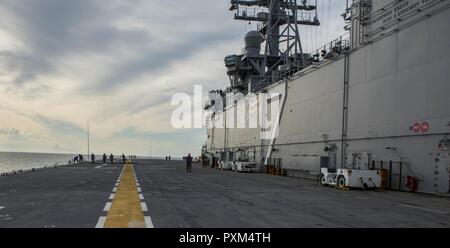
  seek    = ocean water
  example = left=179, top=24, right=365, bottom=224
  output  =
left=0, top=152, right=76, bottom=173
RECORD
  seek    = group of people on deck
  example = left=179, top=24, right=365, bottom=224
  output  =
left=71, top=152, right=209, bottom=172
left=70, top=153, right=127, bottom=165
left=183, top=153, right=216, bottom=173
left=198, top=153, right=217, bottom=169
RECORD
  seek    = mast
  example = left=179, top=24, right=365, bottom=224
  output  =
left=87, top=120, right=90, bottom=158
left=226, top=0, right=320, bottom=93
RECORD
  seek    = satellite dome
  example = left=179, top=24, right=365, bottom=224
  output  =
left=245, top=31, right=263, bottom=49
left=244, top=31, right=262, bottom=55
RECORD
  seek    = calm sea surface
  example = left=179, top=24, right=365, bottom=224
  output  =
left=0, top=152, right=76, bottom=173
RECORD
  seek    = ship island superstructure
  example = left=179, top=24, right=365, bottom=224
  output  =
left=203, top=0, right=450, bottom=194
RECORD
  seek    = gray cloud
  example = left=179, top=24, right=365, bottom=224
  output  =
left=1, top=0, right=97, bottom=84
left=0, top=0, right=238, bottom=94
left=35, top=115, right=85, bottom=136
left=1, top=0, right=153, bottom=87
left=0, top=127, right=20, bottom=136
left=90, top=28, right=237, bottom=93
left=0, top=127, right=27, bottom=141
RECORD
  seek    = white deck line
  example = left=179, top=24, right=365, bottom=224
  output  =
left=103, top=202, right=112, bottom=212
left=144, top=216, right=154, bottom=228
left=138, top=194, right=144, bottom=200
left=109, top=193, right=115, bottom=200
left=95, top=216, right=107, bottom=228
left=112, top=187, right=117, bottom=192
left=141, top=202, right=148, bottom=212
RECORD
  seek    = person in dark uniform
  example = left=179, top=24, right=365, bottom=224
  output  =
left=103, top=153, right=107, bottom=164
left=186, top=153, right=193, bottom=173
left=211, top=155, right=215, bottom=168
left=110, top=154, right=114, bottom=164
left=91, top=153, right=96, bottom=164
left=122, top=154, right=126, bottom=164
left=202, top=154, right=207, bottom=168
left=73, top=155, right=79, bottom=164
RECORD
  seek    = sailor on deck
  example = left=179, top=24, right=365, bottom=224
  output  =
left=186, top=154, right=193, bottom=173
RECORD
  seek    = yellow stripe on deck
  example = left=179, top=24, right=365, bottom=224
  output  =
left=104, top=162, right=145, bottom=228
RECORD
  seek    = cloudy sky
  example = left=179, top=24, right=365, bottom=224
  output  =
left=0, top=0, right=346, bottom=156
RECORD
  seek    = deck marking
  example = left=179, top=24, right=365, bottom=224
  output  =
left=137, top=187, right=142, bottom=193
left=112, top=187, right=117, bottom=192
left=103, top=163, right=147, bottom=228
left=144, top=216, right=154, bottom=228
left=0, top=206, right=4, bottom=210
left=400, top=204, right=449, bottom=215
left=103, top=202, right=112, bottom=212
left=141, top=202, right=148, bottom=212
left=138, top=194, right=144, bottom=200
left=109, top=193, right=115, bottom=200
left=95, top=216, right=107, bottom=228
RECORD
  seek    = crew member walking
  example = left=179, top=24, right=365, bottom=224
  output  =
left=186, top=153, right=193, bottom=173
left=91, top=153, right=96, bottom=164
left=110, top=154, right=114, bottom=164
left=202, top=154, right=207, bottom=168
left=103, top=153, right=107, bottom=164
